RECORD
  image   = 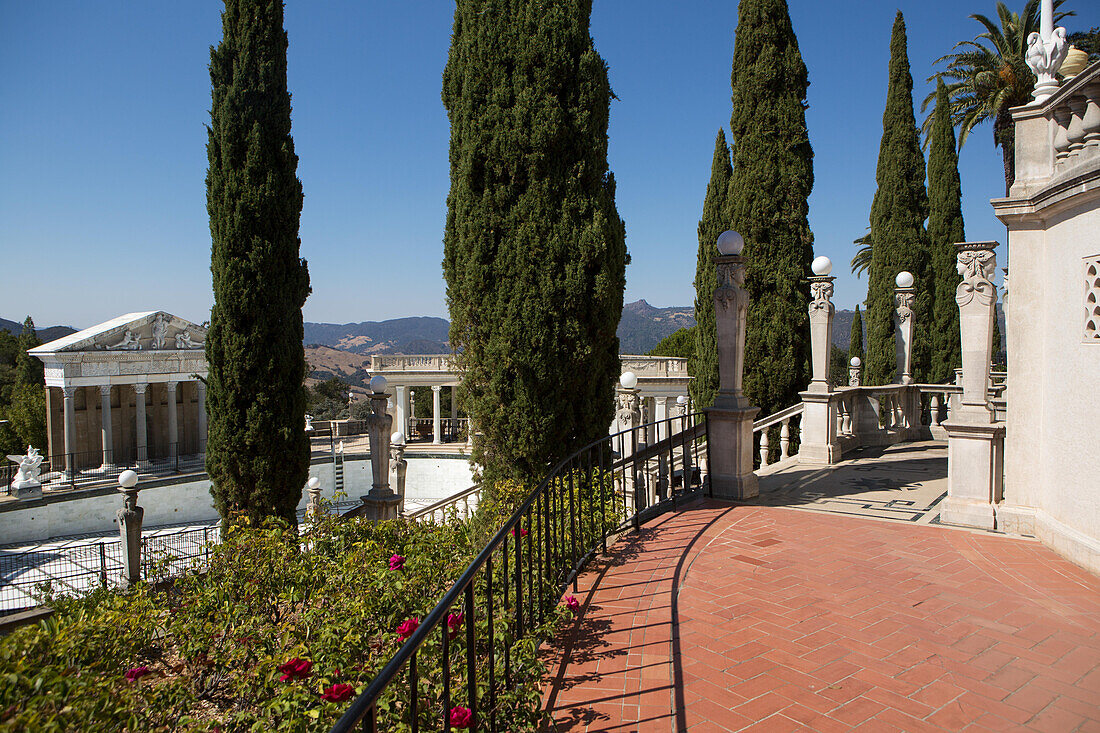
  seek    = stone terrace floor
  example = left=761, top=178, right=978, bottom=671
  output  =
left=541, top=456, right=1100, bottom=731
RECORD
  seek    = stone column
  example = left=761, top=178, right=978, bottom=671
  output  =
left=800, top=261, right=840, bottom=464
left=942, top=242, right=1005, bottom=531
left=359, top=377, right=399, bottom=521
left=62, top=386, right=76, bottom=479
left=706, top=231, right=759, bottom=500
left=196, top=380, right=207, bottom=452
left=894, top=272, right=915, bottom=384
left=393, top=385, right=407, bottom=442
left=409, top=391, right=417, bottom=437
left=614, top=374, right=642, bottom=513
left=166, top=381, right=179, bottom=462
left=390, top=436, right=408, bottom=513
left=654, top=396, right=670, bottom=442
left=431, top=385, right=442, bottom=444
left=133, top=383, right=148, bottom=466
left=99, top=385, right=114, bottom=469
left=451, top=386, right=457, bottom=419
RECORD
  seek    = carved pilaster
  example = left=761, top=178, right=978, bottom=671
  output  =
left=713, top=255, right=749, bottom=408
left=360, top=384, right=399, bottom=521
left=954, top=242, right=998, bottom=417
left=894, top=288, right=915, bottom=385
left=807, top=275, right=835, bottom=393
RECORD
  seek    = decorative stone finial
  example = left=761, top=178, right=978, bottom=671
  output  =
left=1026, top=0, right=1068, bottom=103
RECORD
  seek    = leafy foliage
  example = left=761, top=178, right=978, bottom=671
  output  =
left=0, top=317, right=46, bottom=455
left=927, top=80, right=965, bottom=384
left=864, top=12, right=932, bottom=386
left=442, top=0, right=627, bottom=489
left=690, top=130, right=731, bottom=409
left=726, top=0, right=814, bottom=417
left=851, top=230, right=872, bottom=279
left=650, top=326, right=696, bottom=361
left=205, top=0, right=311, bottom=526
left=923, top=0, right=1074, bottom=192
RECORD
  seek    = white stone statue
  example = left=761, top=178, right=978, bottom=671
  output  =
left=151, top=314, right=169, bottom=349
left=305, top=414, right=315, bottom=431
left=8, top=446, right=43, bottom=486
left=174, top=330, right=204, bottom=349
left=101, top=329, right=142, bottom=350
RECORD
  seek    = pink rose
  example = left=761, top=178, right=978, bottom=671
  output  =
left=389, top=554, right=405, bottom=571
left=449, top=706, right=473, bottom=728
left=447, top=612, right=464, bottom=640
left=511, top=527, right=529, bottom=538
left=565, top=595, right=580, bottom=613
left=321, top=682, right=355, bottom=702
left=396, top=617, right=420, bottom=640
left=277, top=657, right=313, bottom=682
left=124, top=666, right=150, bottom=681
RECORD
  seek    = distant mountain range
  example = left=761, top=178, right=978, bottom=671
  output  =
left=0, top=317, right=77, bottom=344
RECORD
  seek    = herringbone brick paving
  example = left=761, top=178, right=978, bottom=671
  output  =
left=541, top=502, right=1100, bottom=732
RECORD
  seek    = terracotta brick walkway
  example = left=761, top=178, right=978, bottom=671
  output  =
left=542, top=502, right=1100, bottom=732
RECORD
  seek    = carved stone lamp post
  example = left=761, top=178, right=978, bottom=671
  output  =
left=706, top=231, right=759, bottom=498
left=894, top=271, right=916, bottom=385
left=942, top=242, right=1005, bottom=531
left=306, top=476, right=322, bottom=517
left=358, top=375, right=400, bottom=521
left=390, top=431, right=408, bottom=514
left=849, top=357, right=862, bottom=387
left=800, top=255, right=840, bottom=464
left=117, top=469, right=143, bottom=588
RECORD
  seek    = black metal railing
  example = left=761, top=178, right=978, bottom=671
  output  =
left=330, top=412, right=708, bottom=732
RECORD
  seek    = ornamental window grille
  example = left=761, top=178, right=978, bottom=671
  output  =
left=1087, top=256, right=1100, bottom=340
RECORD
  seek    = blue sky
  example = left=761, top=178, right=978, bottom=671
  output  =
left=2, top=1, right=1078, bottom=330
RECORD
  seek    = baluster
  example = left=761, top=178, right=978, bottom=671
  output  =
left=1067, top=96, right=1087, bottom=155
left=759, top=429, right=770, bottom=467
left=1082, top=83, right=1100, bottom=148
left=779, top=419, right=790, bottom=460
left=1054, top=106, right=1072, bottom=162
left=840, top=397, right=852, bottom=436
left=930, top=394, right=942, bottom=427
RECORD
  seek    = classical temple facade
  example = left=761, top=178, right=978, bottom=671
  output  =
left=29, top=312, right=209, bottom=476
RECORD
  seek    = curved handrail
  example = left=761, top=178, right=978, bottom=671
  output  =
left=330, top=412, right=708, bottom=731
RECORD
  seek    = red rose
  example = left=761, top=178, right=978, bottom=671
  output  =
left=321, top=683, right=355, bottom=702
left=449, top=706, right=473, bottom=728
left=124, top=666, right=150, bottom=681
left=396, top=617, right=420, bottom=640
left=447, top=612, right=464, bottom=640
left=277, top=657, right=313, bottom=682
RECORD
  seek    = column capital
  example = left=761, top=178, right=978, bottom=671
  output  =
left=99, top=384, right=113, bottom=397
left=431, top=384, right=442, bottom=393
left=62, top=385, right=76, bottom=398
left=196, top=379, right=206, bottom=393
left=133, top=383, right=148, bottom=395
left=165, top=381, right=178, bottom=393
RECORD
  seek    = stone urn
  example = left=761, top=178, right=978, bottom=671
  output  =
left=1060, top=46, right=1090, bottom=78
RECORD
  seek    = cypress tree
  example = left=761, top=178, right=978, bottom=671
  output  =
left=927, top=79, right=964, bottom=384
left=726, top=0, right=814, bottom=416
left=15, top=317, right=43, bottom=387
left=205, top=0, right=311, bottom=526
left=690, top=130, right=732, bottom=410
left=442, top=0, right=627, bottom=488
left=849, top=305, right=864, bottom=365
left=864, top=12, right=931, bottom=386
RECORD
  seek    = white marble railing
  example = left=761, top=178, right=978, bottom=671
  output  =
left=753, top=402, right=804, bottom=467
left=371, top=355, right=454, bottom=372
left=405, top=484, right=481, bottom=523
left=616, top=356, right=690, bottom=378
left=1050, top=64, right=1100, bottom=173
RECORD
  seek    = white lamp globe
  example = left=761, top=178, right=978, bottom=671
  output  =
left=307, top=477, right=320, bottom=490
left=118, top=469, right=139, bottom=489
left=676, top=395, right=688, bottom=406
left=716, top=230, right=744, bottom=256
left=620, top=371, right=638, bottom=390
left=895, top=271, right=915, bottom=288
left=811, top=256, right=832, bottom=276
left=391, top=431, right=406, bottom=445
left=850, top=356, right=862, bottom=367
left=369, top=375, right=388, bottom=394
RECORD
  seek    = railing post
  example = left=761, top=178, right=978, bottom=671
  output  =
left=706, top=231, right=760, bottom=499
left=779, top=419, right=790, bottom=460
left=800, top=255, right=841, bottom=464
left=758, top=428, right=769, bottom=467
left=942, top=241, right=1005, bottom=531
left=931, top=394, right=942, bottom=427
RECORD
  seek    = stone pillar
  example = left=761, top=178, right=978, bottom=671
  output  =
left=409, top=391, right=416, bottom=436
left=848, top=357, right=862, bottom=387
left=451, top=386, right=457, bottom=419
left=196, top=380, right=207, bottom=451
left=62, top=386, right=76, bottom=479
left=99, top=385, right=114, bottom=469
left=614, top=375, right=642, bottom=512
left=116, top=471, right=143, bottom=589
left=133, top=383, right=148, bottom=465
left=942, top=242, right=1005, bottom=531
left=166, top=381, right=179, bottom=462
left=390, top=436, right=408, bottom=513
left=431, top=385, right=442, bottom=444
left=654, top=396, right=670, bottom=442
left=799, top=260, right=840, bottom=465
left=359, top=378, right=399, bottom=521
left=894, top=272, right=915, bottom=385
left=394, top=385, right=407, bottom=442
left=706, top=231, right=759, bottom=500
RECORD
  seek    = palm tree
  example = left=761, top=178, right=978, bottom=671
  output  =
left=851, top=230, right=872, bottom=278
left=922, top=0, right=1074, bottom=194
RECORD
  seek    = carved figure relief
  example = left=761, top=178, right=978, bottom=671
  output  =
left=714, top=261, right=748, bottom=313
left=809, top=279, right=834, bottom=315
left=615, top=390, right=640, bottom=427
left=101, top=329, right=142, bottom=350
left=1086, top=258, right=1100, bottom=340
left=7, top=446, right=43, bottom=485
left=151, top=314, right=169, bottom=349
left=174, top=330, right=204, bottom=349
left=955, top=247, right=997, bottom=307
left=894, top=291, right=915, bottom=322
